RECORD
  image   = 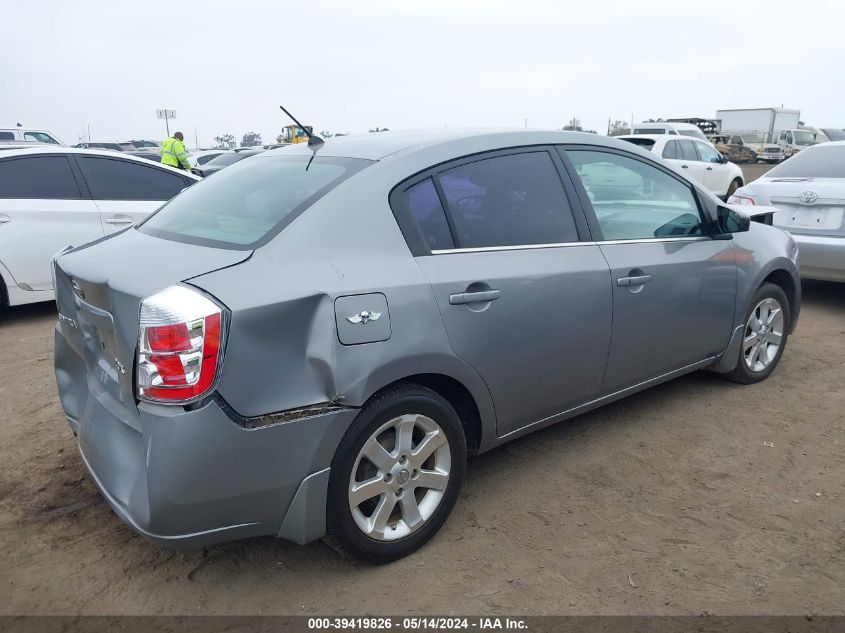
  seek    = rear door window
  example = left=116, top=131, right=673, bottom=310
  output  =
left=77, top=156, right=188, bottom=200
left=0, top=131, right=15, bottom=140
left=0, top=156, right=81, bottom=199
left=436, top=151, right=579, bottom=249
left=678, top=140, right=698, bottom=161
left=661, top=140, right=678, bottom=160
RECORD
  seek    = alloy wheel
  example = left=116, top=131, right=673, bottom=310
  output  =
left=743, top=297, right=784, bottom=372
left=348, top=413, right=451, bottom=541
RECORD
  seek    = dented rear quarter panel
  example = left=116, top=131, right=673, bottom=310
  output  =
left=189, top=157, right=498, bottom=447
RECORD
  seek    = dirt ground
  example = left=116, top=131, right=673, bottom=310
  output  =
left=1, top=280, right=843, bottom=616
left=2, top=163, right=843, bottom=616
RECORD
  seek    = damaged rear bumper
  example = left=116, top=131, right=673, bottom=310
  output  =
left=56, top=327, right=357, bottom=549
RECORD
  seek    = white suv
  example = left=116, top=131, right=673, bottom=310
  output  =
left=0, top=127, right=64, bottom=146
left=618, top=134, right=745, bottom=200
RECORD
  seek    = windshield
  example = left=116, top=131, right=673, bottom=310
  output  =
left=677, top=129, right=708, bottom=141
left=821, top=128, right=845, bottom=141
left=766, top=145, right=845, bottom=179
left=633, top=127, right=665, bottom=135
left=139, top=155, right=372, bottom=249
left=793, top=130, right=816, bottom=145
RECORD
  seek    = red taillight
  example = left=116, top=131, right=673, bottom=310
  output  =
left=137, top=286, right=225, bottom=404
left=147, top=323, right=192, bottom=352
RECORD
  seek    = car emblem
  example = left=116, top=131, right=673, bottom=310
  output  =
left=799, top=191, right=818, bottom=204
left=71, top=280, right=85, bottom=300
left=57, top=313, right=77, bottom=329
left=346, top=310, right=382, bottom=324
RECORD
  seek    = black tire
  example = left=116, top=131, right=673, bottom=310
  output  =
left=726, top=178, right=742, bottom=199
left=325, top=383, right=467, bottom=563
left=723, top=282, right=790, bottom=384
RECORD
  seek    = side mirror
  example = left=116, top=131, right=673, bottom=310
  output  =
left=719, top=153, right=729, bottom=164
left=715, top=206, right=750, bottom=237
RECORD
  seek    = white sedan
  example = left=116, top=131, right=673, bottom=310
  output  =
left=0, top=147, right=199, bottom=307
left=730, top=141, right=845, bottom=282
left=618, top=134, right=745, bottom=200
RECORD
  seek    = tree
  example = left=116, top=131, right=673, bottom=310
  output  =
left=214, top=133, right=236, bottom=149
left=320, top=130, right=335, bottom=138
left=643, top=118, right=665, bottom=123
left=368, top=127, right=389, bottom=133
left=608, top=120, right=631, bottom=136
left=562, top=117, right=582, bottom=131
left=241, top=132, right=262, bottom=147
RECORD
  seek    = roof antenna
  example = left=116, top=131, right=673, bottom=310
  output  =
left=279, top=105, right=324, bottom=150
left=279, top=105, right=324, bottom=170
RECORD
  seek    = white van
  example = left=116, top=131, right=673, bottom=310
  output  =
left=631, top=122, right=708, bottom=141
left=0, top=127, right=64, bottom=146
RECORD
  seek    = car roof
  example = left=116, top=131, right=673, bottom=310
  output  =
left=264, top=128, right=631, bottom=161
left=0, top=145, right=200, bottom=178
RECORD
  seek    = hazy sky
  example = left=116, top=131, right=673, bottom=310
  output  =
left=2, top=0, right=843, bottom=147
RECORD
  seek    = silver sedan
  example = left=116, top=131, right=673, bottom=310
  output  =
left=53, top=129, right=801, bottom=563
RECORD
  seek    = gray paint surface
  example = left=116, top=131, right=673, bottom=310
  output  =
left=53, top=129, right=801, bottom=549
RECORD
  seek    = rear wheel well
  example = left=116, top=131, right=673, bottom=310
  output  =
left=763, top=269, right=796, bottom=330
left=369, top=374, right=483, bottom=456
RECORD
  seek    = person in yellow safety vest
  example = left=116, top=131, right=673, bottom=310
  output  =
left=161, top=131, right=191, bottom=171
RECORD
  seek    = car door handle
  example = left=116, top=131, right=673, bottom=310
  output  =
left=706, top=166, right=714, bottom=171
left=104, top=215, right=134, bottom=225
left=617, top=275, right=652, bottom=287
left=0, top=215, right=10, bottom=224
left=449, top=289, right=501, bottom=305
left=680, top=164, right=689, bottom=169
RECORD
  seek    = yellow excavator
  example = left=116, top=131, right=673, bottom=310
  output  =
left=278, top=124, right=313, bottom=145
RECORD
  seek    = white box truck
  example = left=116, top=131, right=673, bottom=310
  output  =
left=715, top=108, right=812, bottom=159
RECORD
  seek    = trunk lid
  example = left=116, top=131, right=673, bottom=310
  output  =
left=752, top=178, right=845, bottom=237
left=54, top=228, right=250, bottom=415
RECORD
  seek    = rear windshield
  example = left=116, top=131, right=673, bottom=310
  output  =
left=766, top=145, right=845, bottom=179
left=620, top=138, right=655, bottom=149
left=205, top=152, right=247, bottom=167
left=139, top=154, right=371, bottom=249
